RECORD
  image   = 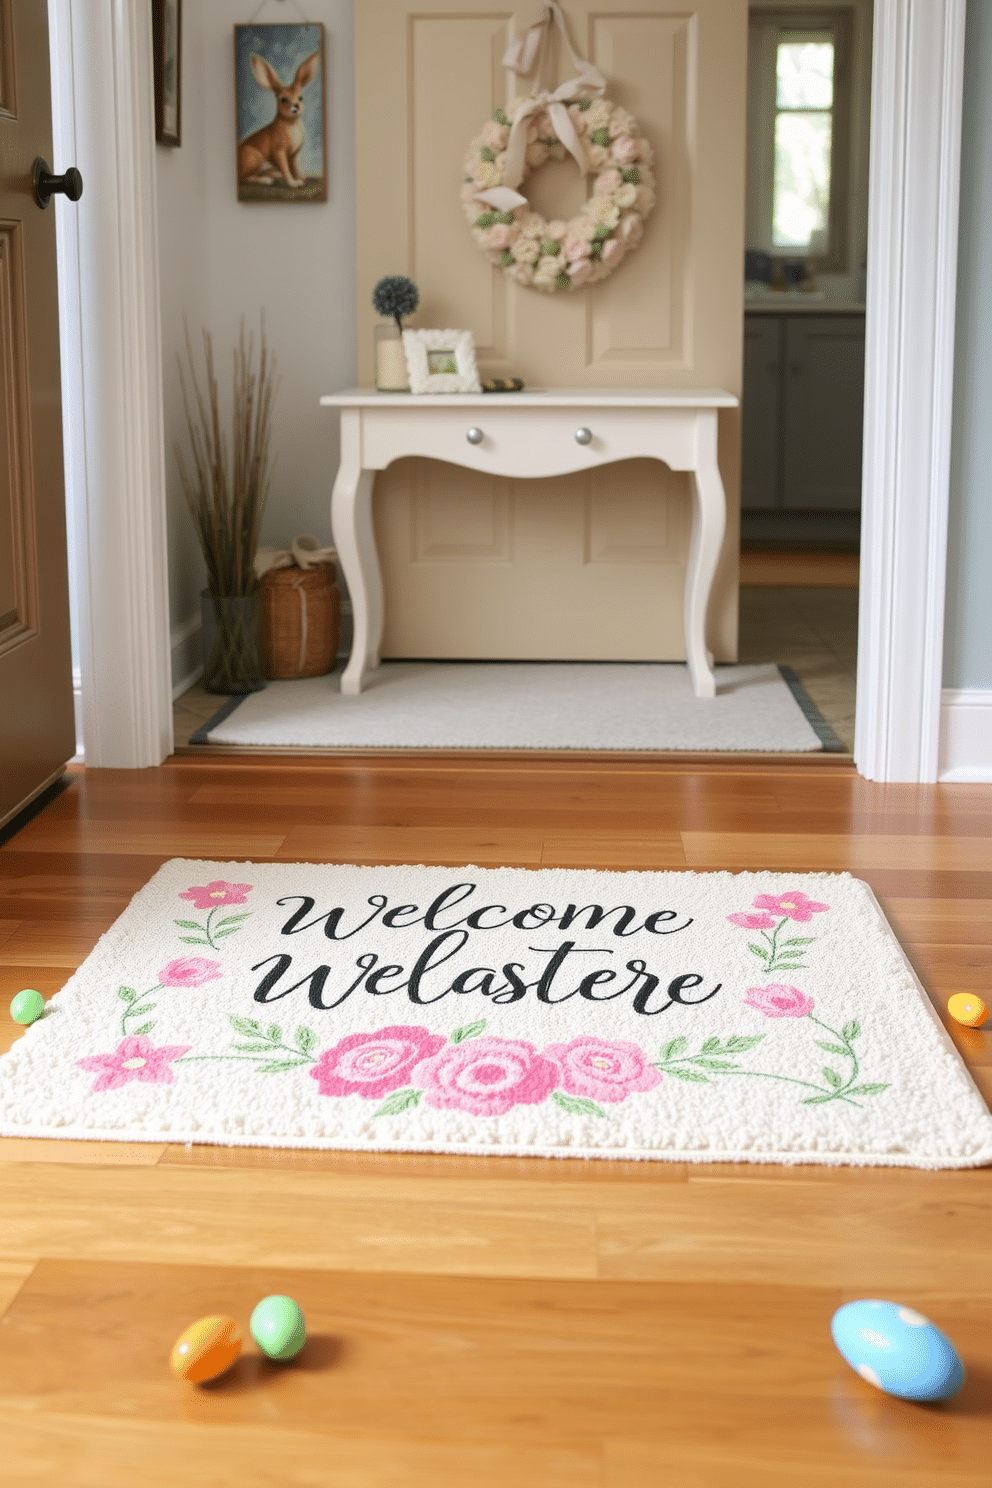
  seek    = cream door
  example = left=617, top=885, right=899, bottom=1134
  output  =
left=0, top=0, right=75, bottom=827
left=355, top=1, right=747, bottom=661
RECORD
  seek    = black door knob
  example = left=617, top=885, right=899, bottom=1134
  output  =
left=33, top=158, right=83, bottom=209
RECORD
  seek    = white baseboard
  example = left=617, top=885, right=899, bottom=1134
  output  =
left=72, top=667, right=84, bottom=762
left=938, top=688, right=992, bottom=781
left=171, top=612, right=204, bottom=700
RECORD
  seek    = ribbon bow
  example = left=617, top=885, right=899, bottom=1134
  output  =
left=475, top=2, right=606, bottom=214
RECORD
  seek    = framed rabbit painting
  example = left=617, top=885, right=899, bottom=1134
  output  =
left=234, top=23, right=326, bottom=202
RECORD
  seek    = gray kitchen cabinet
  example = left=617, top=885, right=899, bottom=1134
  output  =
left=741, top=311, right=865, bottom=545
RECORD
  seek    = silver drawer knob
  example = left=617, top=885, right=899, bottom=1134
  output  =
left=465, top=427, right=484, bottom=445
left=575, top=426, right=593, bottom=445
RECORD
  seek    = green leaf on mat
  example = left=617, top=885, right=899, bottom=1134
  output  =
left=229, top=1015, right=263, bottom=1038
left=659, top=1037, right=687, bottom=1061
left=822, top=1068, right=843, bottom=1088
left=118, top=987, right=138, bottom=1002
left=450, top=1020, right=487, bottom=1044
left=231, top=1042, right=275, bottom=1054
left=722, top=1035, right=764, bottom=1053
left=373, top=1088, right=422, bottom=1118
left=847, top=1083, right=889, bottom=1096
left=747, top=944, right=770, bottom=959
left=256, top=1060, right=307, bottom=1075
left=130, top=1022, right=154, bottom=1037
left=815, top=1041, right=850, bottom=1056
left=664, top=1066, right=709, bottom=1083
left=173, top=920, right=203, bottom=930
left=295, top=1027, right=317, bottom=1056
left=551, top=1091, right=606, bottom=1117
left=266, top=1025, right=282, bottom=1044
left=178, top=936, right=210, bottom=946
left=688, top=1058, right=739, bottom=1071
left=842, top=1021, right=861, bottom=1041
left=701, top=1036, right=722, bottom=1054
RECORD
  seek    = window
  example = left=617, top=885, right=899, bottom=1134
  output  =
left=746, top=9, right=853, bottom=271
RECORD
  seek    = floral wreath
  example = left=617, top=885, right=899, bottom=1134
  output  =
left=460, top=4, right=656, bottom=293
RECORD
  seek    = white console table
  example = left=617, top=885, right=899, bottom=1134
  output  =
left=319, top=388, right=737, bottom=698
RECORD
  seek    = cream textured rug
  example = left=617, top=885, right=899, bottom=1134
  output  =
left=194, top=662, right=843, bottom=752
left=2, top=860, right=989, bottom=1168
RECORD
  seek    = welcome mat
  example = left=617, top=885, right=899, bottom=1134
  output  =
left=191, top=662, right=845, bottom=753
left=2, top=861, right=989, bottom=1168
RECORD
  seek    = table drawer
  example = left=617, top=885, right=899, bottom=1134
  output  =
left=360, top=405, right=700, bottom=477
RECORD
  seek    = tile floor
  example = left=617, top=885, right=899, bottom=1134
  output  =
left=175, top=579, right=858, bottom=754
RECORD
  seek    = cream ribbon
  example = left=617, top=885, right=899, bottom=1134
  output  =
left=253, top=534, right=336, bottom=579
left=254, top=535, right=337, bottom=674
left=475, top=1, right=606, bottom=213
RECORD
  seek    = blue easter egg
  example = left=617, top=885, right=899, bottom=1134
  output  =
left=831, top=1300, right=964, bottom=1401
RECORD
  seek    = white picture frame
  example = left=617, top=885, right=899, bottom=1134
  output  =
left=402, top=328, right=481, bottom=394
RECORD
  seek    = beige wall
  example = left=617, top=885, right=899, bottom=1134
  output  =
left=356, top=1, right=748, bottom=662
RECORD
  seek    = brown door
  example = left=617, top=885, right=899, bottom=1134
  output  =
left=0, top=0, right=75, bottom=829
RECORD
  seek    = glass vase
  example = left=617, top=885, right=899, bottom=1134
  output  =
left=374, top=322, right=409, bottom=391
left=201, top=590, right=266, bottom=695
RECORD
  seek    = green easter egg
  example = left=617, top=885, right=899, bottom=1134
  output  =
left=250, top=1295, right=306, bottom=1361
left=10, top=989, right=45, bottom=1025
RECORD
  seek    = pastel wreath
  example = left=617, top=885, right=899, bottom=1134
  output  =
left=462, top=96, right=656, bottom=293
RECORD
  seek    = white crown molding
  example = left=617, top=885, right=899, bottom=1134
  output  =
left=855, top=0, right=966, bottom=781
left=49, top=0, right=173, bottom=766
left=938, top=688, right=992, bottom=782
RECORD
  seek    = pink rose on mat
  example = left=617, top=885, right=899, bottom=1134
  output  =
left=77, top=1035, right=191, bottom=1093
left=310, top=1026, right=446, bottom=1101
left=179, top=880, right=252, bottom=910
left=727, top=911, right=777, bottom=930
left=158, top=956, right=223, bottom=988
left=544, top=1036, right=662, bottom=1104
left=418, top=1036, right=559, bottom=1117
left=744, top=984, right=815, bottom=1018
left=751, top=891, right=829, bottom=923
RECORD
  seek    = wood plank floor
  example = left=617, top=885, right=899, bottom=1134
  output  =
left=0, top=756, right=989, bottom=1486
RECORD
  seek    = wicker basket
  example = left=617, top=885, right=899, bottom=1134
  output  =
left=259, top=563, right=340, bottom=679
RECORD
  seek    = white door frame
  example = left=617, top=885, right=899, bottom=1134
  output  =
left=855, top=0, right=965, bottom=781
left=52, top=0, right=965, bottom=780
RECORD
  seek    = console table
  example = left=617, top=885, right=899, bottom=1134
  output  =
left=319, top=388, right=737, bottom=698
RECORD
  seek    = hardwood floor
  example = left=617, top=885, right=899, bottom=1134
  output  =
left=0, top=756, right=989, bottom=1485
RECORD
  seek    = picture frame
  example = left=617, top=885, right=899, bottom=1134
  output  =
left=234, top=23, right=327, bottom=203
left=402, top=329, right=482, bottom=394
left=152, top=0, right=182, bottom=147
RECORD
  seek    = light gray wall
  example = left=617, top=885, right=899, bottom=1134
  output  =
left=156, top=0, right=357, bottom=662
left=944, top=0, right=992, bottom=689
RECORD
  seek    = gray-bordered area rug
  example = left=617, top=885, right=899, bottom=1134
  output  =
left=190, top=662, right=845, bottom=753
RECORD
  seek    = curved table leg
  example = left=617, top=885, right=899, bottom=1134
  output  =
left=331, top=413, right=383, bottom=695
left=684, top=410, right=726, bottom=698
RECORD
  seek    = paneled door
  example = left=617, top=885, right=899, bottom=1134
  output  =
left=355, top=0, right=747, bottom=661
left=0, top=0, right=75, bottom=827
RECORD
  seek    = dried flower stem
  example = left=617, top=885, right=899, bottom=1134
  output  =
left=176, top=319, right=277, bottom=597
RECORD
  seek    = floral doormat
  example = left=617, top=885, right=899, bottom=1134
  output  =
left=2, top=860, right=990, bottom=1168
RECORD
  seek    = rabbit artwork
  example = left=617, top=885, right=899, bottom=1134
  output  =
left=237, top=48, right=322, bottom=192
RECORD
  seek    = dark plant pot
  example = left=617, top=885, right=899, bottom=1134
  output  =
left=200, top=589, right=266, bottom=695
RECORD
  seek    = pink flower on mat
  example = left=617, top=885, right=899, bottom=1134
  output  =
left=158, top=956, right=223, bottom=988
left=417, top=1036, right=559, bottom=1118
left=77, top=1035, right=191, bottom=1093
left=743, top=984, right=815, bottom=1019
left=179, top=880, right=252, bottom=910
left=751, top=891, right=829, bottom=923
left=727, top=911, right=778, bottom=930
left=544, top=1035, right=662, bottom=1104
left=310, top=1026, right=446, bottom=1101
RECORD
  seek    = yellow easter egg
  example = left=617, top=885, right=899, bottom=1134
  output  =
left=947, top=994, right=989, bottom=1029
left=169, top=1314, right=242, bottom=1384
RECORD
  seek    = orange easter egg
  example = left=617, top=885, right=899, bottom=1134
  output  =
left=169, top=1314, right=242, bottom=1384
left=947, top=993, right=989, bottom=1029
